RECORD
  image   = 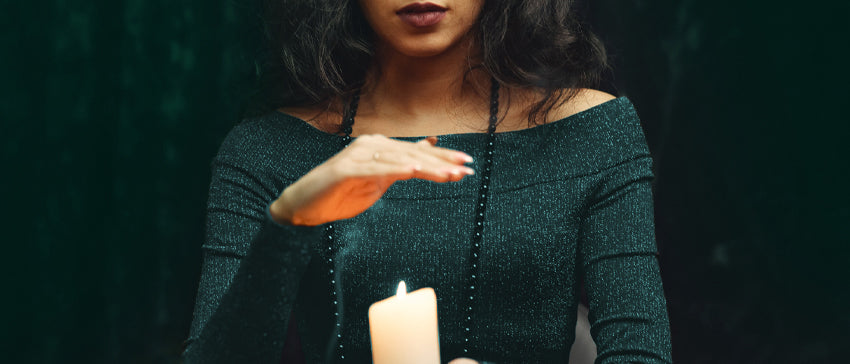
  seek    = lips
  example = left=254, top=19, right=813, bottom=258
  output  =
left=397, top=2, right=448, bottom=14
left=396, top=2, right=448, bottom=28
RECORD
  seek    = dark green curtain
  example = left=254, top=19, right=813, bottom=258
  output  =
left=586, top=1, right=850, bottom=361
left=3, top=1, right=260, bottom=362
left=3, top=1, right=847, bottom=362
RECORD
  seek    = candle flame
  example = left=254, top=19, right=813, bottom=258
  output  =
left=397, top=281, right=407, bottom=297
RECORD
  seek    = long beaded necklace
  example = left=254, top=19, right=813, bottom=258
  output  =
left=323, top=78, right=500, bottom=361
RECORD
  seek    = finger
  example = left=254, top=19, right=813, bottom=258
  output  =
left=365, top=146, right=474, bottom=178
left=352, top=162, right=444, bottom=182
left=417, top=136, right=438, bottom=146
left=410, top=139, right=472, bottom=164
left=355, top=134, right=470, bottom=164
left=351, top=158, right=469, bottom=184
left=407, top=147, right=474, bottom=169
left=391, top=149, right=475, bottom=180
left=411, top=164, right=469, bottom=183
left=388, top=162, right=461, bottom=183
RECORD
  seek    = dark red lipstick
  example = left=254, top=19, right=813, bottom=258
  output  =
left=396, top=2, right=448, bottom=28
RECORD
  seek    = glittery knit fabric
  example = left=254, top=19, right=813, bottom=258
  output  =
left=182, top=97, right=673, bottom=363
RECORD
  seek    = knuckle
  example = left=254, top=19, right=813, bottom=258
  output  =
left=350, top=136, right=367, bottom=146
left=404, top=148, right=420, bottom=160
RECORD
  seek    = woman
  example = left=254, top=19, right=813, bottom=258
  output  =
left=183, top=0, right=673, bottom=363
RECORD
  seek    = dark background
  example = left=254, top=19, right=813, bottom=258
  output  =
left=2, top=0, right=848, bottom=363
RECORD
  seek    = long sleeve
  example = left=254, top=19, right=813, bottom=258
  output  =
left=182, top=121, right=323, bottom=363
left=577, top=126, right=673, bottom=362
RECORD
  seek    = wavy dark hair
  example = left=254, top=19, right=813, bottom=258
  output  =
left=242, top=0, right=609, bottom=126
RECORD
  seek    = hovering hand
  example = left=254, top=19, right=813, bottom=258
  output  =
left=270, top=135, right=475, bottom=226
left=448, top=358, right=480, bottom=364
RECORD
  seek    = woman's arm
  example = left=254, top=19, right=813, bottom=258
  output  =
left=182, top=119, right=476, bottom=363
left=577, top=117, right=673, bottom=363
left=182, top=122, right=323, bottom=363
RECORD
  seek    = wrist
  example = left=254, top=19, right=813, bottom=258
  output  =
left=269, top=193, right=295, bottom=226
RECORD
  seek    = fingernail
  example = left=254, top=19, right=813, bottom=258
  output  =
left=464, top=167, right=475, bottom=175
left=458, top=153, right=474, bottom=163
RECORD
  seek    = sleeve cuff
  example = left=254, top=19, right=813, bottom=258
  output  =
left=259, top=201, right=325, bottom=252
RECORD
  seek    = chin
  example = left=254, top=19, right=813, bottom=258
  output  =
left=398, top=46, right=451, bottom=58
left=392, top=35, right=466, bottom=58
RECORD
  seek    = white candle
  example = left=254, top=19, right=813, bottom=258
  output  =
left=368, top=281, right=441, bottom=364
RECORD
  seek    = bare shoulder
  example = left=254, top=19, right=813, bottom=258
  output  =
left=549, top=88, right=617, bottom=121
left=573, top=88, right=618, bottom=109
left=278, top=105, right=342, bottom=134
left=277, top=105, right=326, bottom=122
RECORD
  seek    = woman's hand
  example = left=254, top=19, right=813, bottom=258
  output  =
left=270, top=134, right=474, bottom=226
left=448, top=359, right=480, bottom=364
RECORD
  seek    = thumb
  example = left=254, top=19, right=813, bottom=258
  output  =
left=417, top=136, right=438, bottom=146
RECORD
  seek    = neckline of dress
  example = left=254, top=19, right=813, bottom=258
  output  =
left=273, top=96, right=628, bottom=141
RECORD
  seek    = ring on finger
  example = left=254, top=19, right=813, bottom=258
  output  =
left=372, top=152, right=380, bottom=162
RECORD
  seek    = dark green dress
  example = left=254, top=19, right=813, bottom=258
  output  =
left=183, top=97, right=673, bottom=363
